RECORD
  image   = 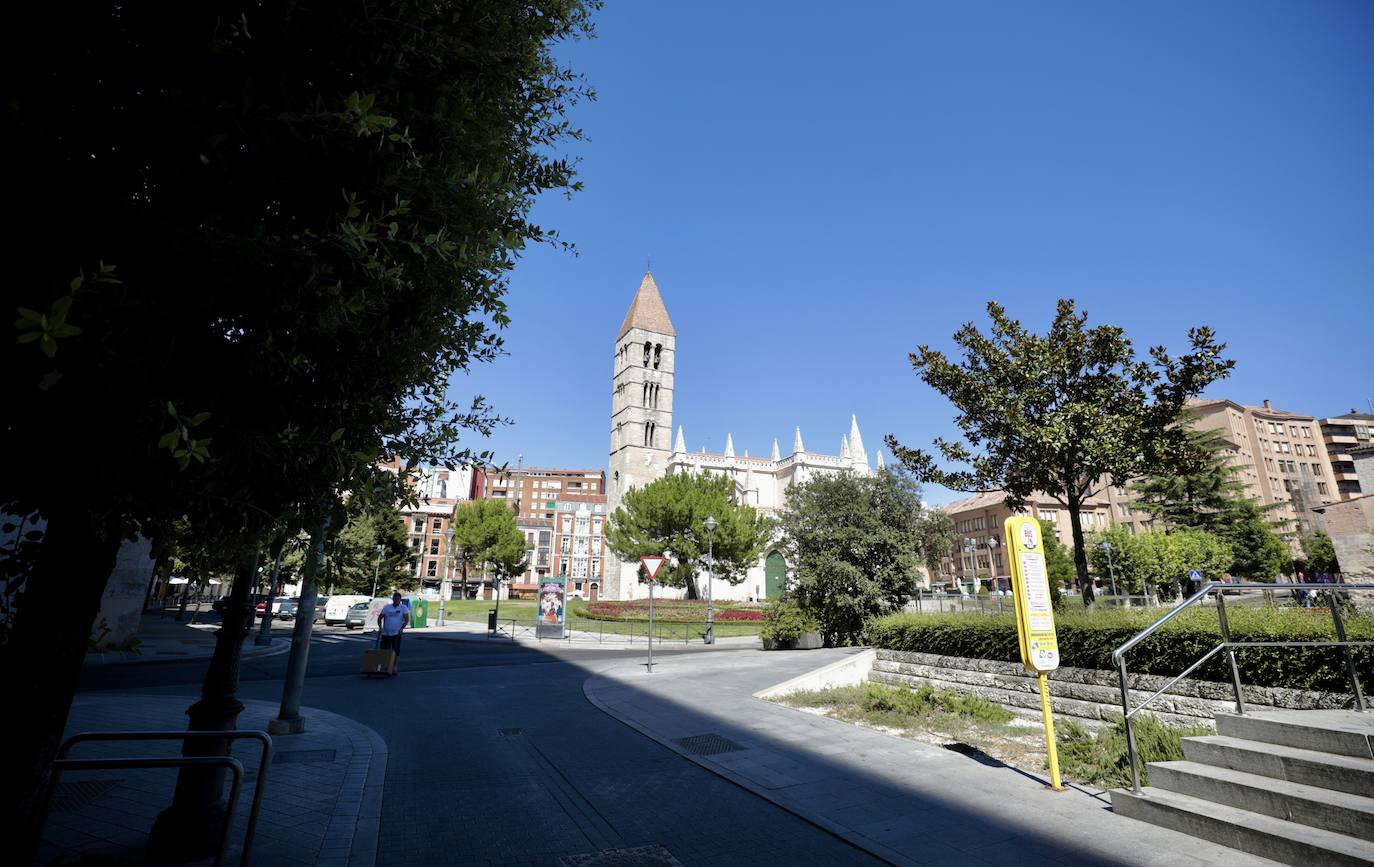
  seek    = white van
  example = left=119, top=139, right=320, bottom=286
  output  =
left=324, top=595, right=370, bottom=626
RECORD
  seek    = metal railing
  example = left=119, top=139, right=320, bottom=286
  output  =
left=42, top=730, right=273, bottom=866
left=1112, top=581, right=1373, bottom=794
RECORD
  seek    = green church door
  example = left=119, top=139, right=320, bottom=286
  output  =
left=765, top=551, right=786, bottom=599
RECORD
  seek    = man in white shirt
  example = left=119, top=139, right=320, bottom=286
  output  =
left=377, top=591, right=410, bottom=667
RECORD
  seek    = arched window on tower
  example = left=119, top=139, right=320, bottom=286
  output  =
left=644, top=422, right=655, bottom=447
left=642, top=382, right=648, bottom=405
left=643, top=342, right=651, bottom=367
left=653, top=344, right=662, bottom=369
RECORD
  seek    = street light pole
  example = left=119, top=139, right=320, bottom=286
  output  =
left=1099, top=541, right=1119, bottom=600
left=440, top=528, right=454, bottom=626
left=703, top=515, right=718, bottom=645
left=371, top=543, right=385, bottom=600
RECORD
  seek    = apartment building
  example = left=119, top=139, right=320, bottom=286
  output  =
left=1320, top=411, right=1374, bottom=500
left=375, top=460, right=474, bottom=594
left=1189, top=399, right=1340, bottom=536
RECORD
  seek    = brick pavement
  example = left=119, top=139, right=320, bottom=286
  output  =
left=584, top=648, right=1285, bottom=867
left=37, top=693, right=385, bottom=867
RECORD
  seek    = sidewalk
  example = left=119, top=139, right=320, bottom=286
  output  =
left=39, top=694, right=386, bottom=867
left=584, top=648, right=1281, bottom=867
left=84, top=614, right=291, bottom=665
left=398, top=617, right=763, bottom=651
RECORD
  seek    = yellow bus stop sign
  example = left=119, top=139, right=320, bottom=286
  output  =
left=1005, top=514, right=1065, bottom=790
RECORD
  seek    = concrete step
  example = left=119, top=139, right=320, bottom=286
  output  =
left=1217, top=710, right=1374, bottom=759
left=1150, top=760, right=1374, bottom=842
left=1111, top=786, right=1374, bottom=866
left=1184, top=735, right=1374, bottom=798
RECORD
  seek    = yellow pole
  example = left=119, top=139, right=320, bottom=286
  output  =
left=1039, top=672, right=1064, bottom=791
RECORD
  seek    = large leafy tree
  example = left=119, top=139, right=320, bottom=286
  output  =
left=605, top=473, right=772, bottom=598
left=886, top=300, right=1233, bottom=604
left=776, top=470, right=923, bottom=646
left=452, top=499, right=528, bottom=588
left=1088, top=527, right=1232, bottom=600
left=2, top=1, right=597, bottom=851
left=914, top=509, right=958, bottom=585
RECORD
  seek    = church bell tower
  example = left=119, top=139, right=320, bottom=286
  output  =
left=605, top=272, right=675, bottom=599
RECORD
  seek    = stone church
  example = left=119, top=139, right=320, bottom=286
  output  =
left=605, top=272, right=878, bottom=601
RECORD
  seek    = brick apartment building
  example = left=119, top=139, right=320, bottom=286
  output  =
left=1320, top=410, right=1374, bottom=500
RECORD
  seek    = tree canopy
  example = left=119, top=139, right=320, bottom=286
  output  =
left=915, top=509, right=958, bottom=585
left=776, top=469, right=923, bottom=646
left=452, top=499, right=528, bottom=585
left=1296, top=531, right=1340, bottom=576
left=605, top=473, right=772, bottom=598
left=1088, top=527, right=1232, bottom=600
left=1133, top=412, right=1249, bottom=534
left=886, top=299, right=1233, bottom=604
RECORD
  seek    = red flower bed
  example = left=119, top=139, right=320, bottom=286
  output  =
left=582, top=599, right=763, bottom=622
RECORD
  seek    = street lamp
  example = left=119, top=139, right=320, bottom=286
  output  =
left=1098, top=541, right=1119, bottom=601
left=371, top=543, right=386, bottom=600
left=440, top=527, right=455, bottom=626
left=703, top=514, right=718, bottom=645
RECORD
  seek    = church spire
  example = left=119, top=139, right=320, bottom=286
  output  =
left=674, top=425, right=685, bottom=454
left=849, top=415, right=867, bottom=464
left=876, top=450, right=886, bottom=470
left=770, top=438, right=781, bottom=461
left=618, top=272, right=675, bottom=339
left=841, top=435, right=851, bottom=459
left=724, top=433, right=735, bottom=458
left=793, top=427, right=805, bottom=454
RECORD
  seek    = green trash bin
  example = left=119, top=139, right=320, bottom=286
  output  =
left=404, top=596, right=429, bottom=628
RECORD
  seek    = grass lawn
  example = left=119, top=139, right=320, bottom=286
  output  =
left=433, top=599, right=764, bottom=638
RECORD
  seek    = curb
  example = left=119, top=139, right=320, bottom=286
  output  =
left=582, top=664, right=909, bottom=867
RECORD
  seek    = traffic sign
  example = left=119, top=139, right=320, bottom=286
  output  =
left=1188, top=569, right=1203, bottom=582
left=641, top=556, right=666, bottom=582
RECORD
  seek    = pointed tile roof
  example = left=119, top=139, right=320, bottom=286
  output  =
left=618, top=272, right=676, bottom=338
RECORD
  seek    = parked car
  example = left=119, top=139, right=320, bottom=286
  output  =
left=344, top=602, right=371, bottom=630
left=313, top=596, right=329, bottom=622
left=325, top=594, right=371, bottom=626
left=276, top=598, right=300, bottom=620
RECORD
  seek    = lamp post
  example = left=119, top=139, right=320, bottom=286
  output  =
left=1098, top=541, right=1119, bottom=601
left=371, top=543, right=385, bottom=600
left=440, top=528, right=455, bottom=626
left=703, top=515, right=718, bottom=645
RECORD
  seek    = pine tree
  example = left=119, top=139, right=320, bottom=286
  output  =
left=1132, top=412, right=1248, bottom=533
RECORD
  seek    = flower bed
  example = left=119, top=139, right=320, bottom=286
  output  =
left=580, top=599, right=763, bottom=622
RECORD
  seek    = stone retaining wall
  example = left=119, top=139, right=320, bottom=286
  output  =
left=870, top=649, right=1354, bottom=730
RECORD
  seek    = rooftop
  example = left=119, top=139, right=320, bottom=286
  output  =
left=618, top=271, right=675, bottom=338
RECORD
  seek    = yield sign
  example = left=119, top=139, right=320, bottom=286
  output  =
left=641, top=556, right=666, bottom=581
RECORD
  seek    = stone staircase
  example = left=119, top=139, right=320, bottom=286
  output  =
left=1111, top=709, right=1374, bottom=865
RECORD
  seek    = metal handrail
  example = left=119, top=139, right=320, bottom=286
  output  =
left=49, top=730, right=272, bottom=866
left=1112, top=581, right=1373, bottom=795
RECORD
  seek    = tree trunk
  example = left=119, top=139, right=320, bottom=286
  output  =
left=145, top=553, right=257, bottom=863
left=1068, top=494, right=1095, bottom=605
left=1, top=508, right=122, bottom=862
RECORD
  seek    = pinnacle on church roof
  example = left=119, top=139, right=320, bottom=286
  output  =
left=674, top=425, right=686, bottom=454
left=724, top=433, right=735, bottom=458
left=876, top=450, right=886, bottom=470
left=849, top=415, right=867, bottom=462
left=793, top=427, right=805, bottom=454
left=618, top=272, right=676, bottom=339
left=770, top=438, right=781, bottom=461
left=841, top=435, right=851, bottom=459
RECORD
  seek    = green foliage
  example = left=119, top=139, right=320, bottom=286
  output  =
left=452, top=499, right=528, bottom=583
left=281, top=501, right=412, bottom=595
left=1221, top=498, right=1291, bottom=581
left=1040, top=519, right=1073, bottom=608
left=605, top=473, right=772, bottom=597
left=1087, top=527, right=1232, bottom=599
left=1132, top=412, right=1249, bottom=534
left=1297, top=531, right=1339, bottom=576
left=776, top=469, right=923, bottom=647
left=915, top=509, right=958, bottom=583
left=886, top=299, right=1234, bottom=604
left=1056, top=716, right=1208, bottom=788
left=760, top=599, right=820, bottom=643
left=779, top=682, right=1013, bottom=724
left=869, top=606, right=1374, bottom=692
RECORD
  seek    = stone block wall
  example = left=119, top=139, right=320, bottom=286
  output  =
left=870, top=649, right=1354, bottom=730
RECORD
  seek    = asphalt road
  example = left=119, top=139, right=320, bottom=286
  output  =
left=78, top=626, right=880, bottom=866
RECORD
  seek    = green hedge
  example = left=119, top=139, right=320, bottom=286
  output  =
left=869, top=605, right=1374, bottom=693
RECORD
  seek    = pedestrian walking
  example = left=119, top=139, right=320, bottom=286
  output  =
left=377, top=591, right=410, bottom=669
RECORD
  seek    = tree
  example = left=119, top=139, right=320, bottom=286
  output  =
left=1220, top=499, right=1291, bottom=581
left=776, top=470, right=923, bottom=646
left=915, top=509, right=958, bottom=584
left=282, top=502, right=412, bottom=595
left=452, top=499, right=527, bottom=591
left=1089, top=527, right=1232, bottom=601
left=1133, top=411, right=1249, bottom=533
left=605, top=473, right=772, bottom=598
left=1297, top=531, right=1340, bottom=576
left=886, top=299, right=1233, bottom=605
left=3, top=2, right=598, bottom=852
left=1166, top=528, right=1235, bottom=597
left=1040, top=520, right=1075, bottom=607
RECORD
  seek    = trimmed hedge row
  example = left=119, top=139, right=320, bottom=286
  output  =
left=869, top=605, right=1374, bottom=693
left=576, top=599, right=763, bottom=623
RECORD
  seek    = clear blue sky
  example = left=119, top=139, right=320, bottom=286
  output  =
left=450, top=0, right=1374, bottom=505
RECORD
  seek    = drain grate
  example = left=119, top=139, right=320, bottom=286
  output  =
left=52, top=779, right=123, bottom=812
left=672, top=733, right=745, bottom=756
left=560, top=844, right=684, bottom=866
left=272, top=749, right=337, bottom=765
left=498, top=728, right=524, bottom=737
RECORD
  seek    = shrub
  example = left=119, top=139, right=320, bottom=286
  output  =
left=761, top=598, right=820, bottom=643
left=579, top=599, right=763, bottom=622
left=1056, top=716, right=1208, bottom=788
left=868, top=605, right=1374, bottom=693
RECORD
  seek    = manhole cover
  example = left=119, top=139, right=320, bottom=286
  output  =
left=560, top=844, right=683, bottom=866
left=272, top=749, right=337, bottom=764
left=672, top=733, right=745, bottom=756
left=499, top=728, right=524, bottom=737
left=52, top=779, right=123, bottom=812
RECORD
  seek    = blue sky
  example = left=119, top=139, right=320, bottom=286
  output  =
left=450, top=0, right=1374, bottom=505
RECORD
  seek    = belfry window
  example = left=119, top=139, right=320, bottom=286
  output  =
left=653, top=344, right=662, bottom=369
left=643, top=342, right=651, bottom=367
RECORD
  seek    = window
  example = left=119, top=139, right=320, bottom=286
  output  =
left=1302, top=426, right=1312, bottom=438
left=432, top=518, right=442, bottom=531
left=1038, top=509, right=1058, bottom=522
left=653, top=344, right=662, bottom=369
left=426, top=560, right=437, bottom=577
left=1289, top=425, right=1299, bottom=437
left=643, top=341, right=651, bottom=367
left=1318, top=482, right=1329, bottom=495
left=429, top=539, right=439, bottom=555
left=1118, top=504, right=1131, bottom=516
